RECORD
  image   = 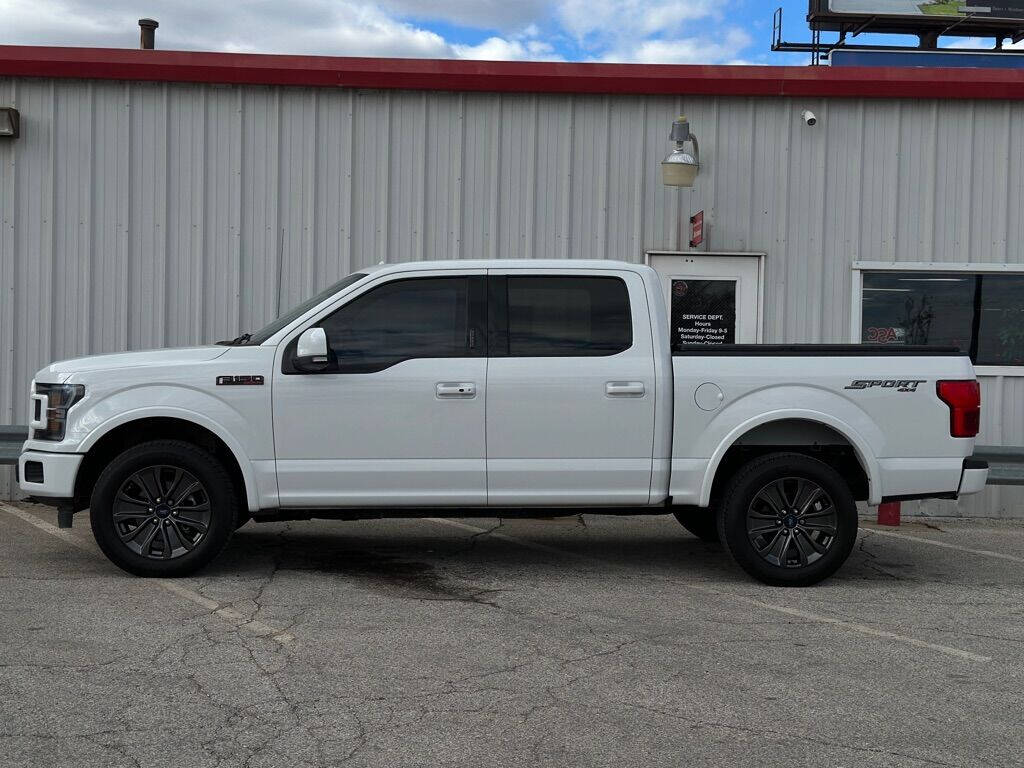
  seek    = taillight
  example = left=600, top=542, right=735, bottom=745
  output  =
left=936, top=380, right=980, bottom=438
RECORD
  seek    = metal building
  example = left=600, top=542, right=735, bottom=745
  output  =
left=2, top=47, right=1023, bottom=515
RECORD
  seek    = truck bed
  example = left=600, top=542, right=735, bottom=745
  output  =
left=667, top=348, right=976, bottom=507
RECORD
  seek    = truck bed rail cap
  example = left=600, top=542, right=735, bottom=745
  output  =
left=672, top=344, right=965, bottom=357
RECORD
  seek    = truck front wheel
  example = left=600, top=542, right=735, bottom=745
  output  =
left=89, top=440, right=239, bottom=577
left=718, top=452, right=858, bottom=587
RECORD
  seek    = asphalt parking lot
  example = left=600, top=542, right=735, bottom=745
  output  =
left=2, top=502, right=1023, bottom=768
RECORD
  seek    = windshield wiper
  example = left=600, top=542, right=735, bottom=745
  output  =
left=217, top=332, right=253, bottom=346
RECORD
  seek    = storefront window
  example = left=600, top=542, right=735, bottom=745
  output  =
left=861, top=271, right=1024, bottom=366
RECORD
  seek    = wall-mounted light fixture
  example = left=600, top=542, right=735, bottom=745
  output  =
left=661, top=115, right=699, bottom=187
left=0, top=108, right=19, bottom=139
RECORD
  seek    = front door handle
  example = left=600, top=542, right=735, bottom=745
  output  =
left=437, top=382, right=477, bottom=398
left=606, top=381, right=645, bottom=397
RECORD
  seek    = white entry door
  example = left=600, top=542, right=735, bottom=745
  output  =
left=646, top=252, right=764, bottom=347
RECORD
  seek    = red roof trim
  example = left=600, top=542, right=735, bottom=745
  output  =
left=1, top=45, right=1024, bottom=100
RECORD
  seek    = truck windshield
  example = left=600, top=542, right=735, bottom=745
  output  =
left=237, top=273, right=368, bottom=345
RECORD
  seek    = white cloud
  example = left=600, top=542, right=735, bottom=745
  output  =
left=453, top=36, right=563, bottom=61
left=558, top=0, right=718, bottom=42
left=601, top=27, right=752, bottom=64
left=0, top=0, right=455, bottom=57
left=944, top=36, right=1024, bottom=50
left=0, top=0, right=753, bottom=64
left=556, top=0, right=743, bottom=64
left=380, top=0, right=550, bottom=31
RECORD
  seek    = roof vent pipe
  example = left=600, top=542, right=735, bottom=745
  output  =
left=139, top=18, right=158, bottom=50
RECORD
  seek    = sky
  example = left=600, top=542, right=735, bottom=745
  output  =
left=0, top=0, right=1014, bottom=66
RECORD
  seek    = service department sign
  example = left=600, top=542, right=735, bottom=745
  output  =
left=670, top=279, right=736, bottom=349
left=830, top=0, right=1024, bottom=20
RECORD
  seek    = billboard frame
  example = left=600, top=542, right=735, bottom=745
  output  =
left=807, top=0, right=1024, bottom=40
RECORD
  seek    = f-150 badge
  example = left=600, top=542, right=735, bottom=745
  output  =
left=845, top=379, right=925, bottom=393
left=216, top=375, right=265, bottom=386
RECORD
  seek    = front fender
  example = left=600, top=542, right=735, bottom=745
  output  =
left=74, top=390, right=266, bottom=512
left=695, top=386, right=884, bottom=506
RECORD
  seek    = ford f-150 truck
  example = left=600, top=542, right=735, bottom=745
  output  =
left=17, top=260, right=988, bottom=585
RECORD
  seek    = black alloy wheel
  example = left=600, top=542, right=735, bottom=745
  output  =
left=113, top=465, right=212, bottom=560
left=90, top=440, right=238, bottom=577
left=718, top=452, right=858, bottom=587
left=745, top=477, right=837, bottom=568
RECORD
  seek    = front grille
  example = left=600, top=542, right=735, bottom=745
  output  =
left=23, top=461, right=43, bottom=483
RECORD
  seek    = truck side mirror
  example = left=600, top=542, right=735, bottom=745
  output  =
left=293, top=327, right=331, bottom=372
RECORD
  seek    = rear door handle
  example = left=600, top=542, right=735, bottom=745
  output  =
left=436, top=382, right=477, bottom=398
left=606, top=381, right=645, bottom=397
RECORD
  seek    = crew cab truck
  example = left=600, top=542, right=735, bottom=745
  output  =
left=18, top=260, right=988, bottom=586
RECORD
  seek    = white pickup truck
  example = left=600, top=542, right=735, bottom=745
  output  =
left=18, top=260, right=987, bottom=586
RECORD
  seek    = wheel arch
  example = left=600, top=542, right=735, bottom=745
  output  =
left=74, top=413, right=256, bottom=513
left=700, top=412, right=881, bottom=507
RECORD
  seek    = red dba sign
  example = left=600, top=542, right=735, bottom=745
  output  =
left=690, top=210, right=704, bottom=248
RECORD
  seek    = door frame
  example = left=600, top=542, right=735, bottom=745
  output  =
left=644, top=250, right=766, bottom=343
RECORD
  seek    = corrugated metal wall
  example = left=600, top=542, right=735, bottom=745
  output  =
left=2, top=76, right=1022, bottom=514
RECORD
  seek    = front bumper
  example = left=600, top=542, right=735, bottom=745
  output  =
left=18, top=450, right=84, bottom=499
left=958, top=458, right=989, bottom=496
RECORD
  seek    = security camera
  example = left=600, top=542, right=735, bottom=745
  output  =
left=801, top=110, right=817, bottom=127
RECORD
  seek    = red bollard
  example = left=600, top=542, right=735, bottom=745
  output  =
left=877, top=501, right=901, bottom=527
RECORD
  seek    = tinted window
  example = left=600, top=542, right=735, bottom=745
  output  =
left=319, top=277, right=472, bottom=371
left=507, top=276, right=631, bottom=356
left=247, top=273, right=367, bottom=345
left=861, top=272, right=975, bottom=349
left=860, top=271, right=1024, bottom=366
left=977, top=274, right=1024, bottom=366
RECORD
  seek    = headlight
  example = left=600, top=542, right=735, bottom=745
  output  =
left=32, top=383, right=85, bottom=441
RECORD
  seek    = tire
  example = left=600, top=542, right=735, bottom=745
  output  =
left=717, top=452, right=858, bottom=587
left=673, top=508, right=720, bottom=542
left=89, top=440, right=239, bottom=577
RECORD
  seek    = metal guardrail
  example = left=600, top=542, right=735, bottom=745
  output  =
left=971, top=447, right=1024, bottom=487
left=0, top=425, right=27, bottom=465
left=1, top=425, right=1023, bottom=485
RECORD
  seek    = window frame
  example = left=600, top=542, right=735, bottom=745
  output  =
left=281, top=274, right=487, bottom=375
left=490, top=274, right=634, bottom=358
left=851, top=261, right=1024, bottom=376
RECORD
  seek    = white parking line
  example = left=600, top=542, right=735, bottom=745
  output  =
left=862, top=526, right=1024, bottom=565
left=0, top=502, right=294, bottom=645
left=158, top=579, right=295, bottom=644
left=0, top=501, right=85, bottom=549
left=428, top=517, right=993, bottom=664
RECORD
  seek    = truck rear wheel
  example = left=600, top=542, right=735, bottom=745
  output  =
left=89, top=440, right=239, bottom=577
left=673, top=508, right=720, bottom=542
left=718, top=452, right=857, bottom=587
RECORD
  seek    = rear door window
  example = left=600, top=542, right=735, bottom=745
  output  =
left=503, top=276, right=632, bottom=357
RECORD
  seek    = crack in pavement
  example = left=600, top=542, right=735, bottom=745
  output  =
left=611, top=699, right=986, bottom=768
left=5, top=502, right=1022, bottom=767
left=424, top=518, right=995, bottom=663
